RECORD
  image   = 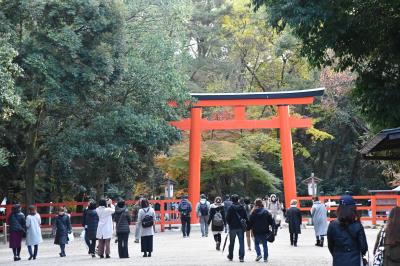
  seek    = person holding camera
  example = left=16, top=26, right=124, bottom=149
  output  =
left=96, top=198, right=115, bottom=258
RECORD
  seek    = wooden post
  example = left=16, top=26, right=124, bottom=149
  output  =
left=188, top=107, right=202, bottom=224
left=3, top=223, right=7, bottom=244
left=278, top=105, right=297, bottom=209
left=371, top=196, right=377, bottom=225
left=160, top=200, right=165, bottom=232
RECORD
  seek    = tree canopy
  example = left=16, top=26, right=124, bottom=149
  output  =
left=252, top=0, right=400, bottom=130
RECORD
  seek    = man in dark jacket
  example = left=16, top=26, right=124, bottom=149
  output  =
left=226, top=194, right=248, bottom=262
left=114, top=200, right=131, bottom=258
left=178, top=195, right=192, bottom=238
left=83, top=201, right=99, bottom=257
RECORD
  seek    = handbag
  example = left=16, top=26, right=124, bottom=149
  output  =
left=372, top=228, right=385, bottom=266
left=266, top=231, right=275, bottom=243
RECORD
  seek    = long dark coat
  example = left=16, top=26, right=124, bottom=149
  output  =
left=208, top=204, right=226, bottom=232
left=327, top=220, right=368, bottom=266
left=53, top=214, right=72, bottom=245
left=286, top=206, right=302, bottom=234
left=84, top=209, right=99, bottom=240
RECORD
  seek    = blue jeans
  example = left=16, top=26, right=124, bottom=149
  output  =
left=254, top=234, right=268, bottom=260
left=199, top=216, right=209, bottom=236
left=228, top=229, right=245, bottom=259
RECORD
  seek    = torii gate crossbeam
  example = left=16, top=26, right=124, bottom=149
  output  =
left=171, top=88, right=325, bottom=223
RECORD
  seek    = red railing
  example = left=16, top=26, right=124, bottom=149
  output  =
left=1, top=195, right=399, bottom=233
left=296, top=194, right=400, bottom=224
left=0, top=200, right=183, bottom=232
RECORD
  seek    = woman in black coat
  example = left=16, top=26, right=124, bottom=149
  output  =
left=207, top=197, right=226, bottom=250
left=53, top=207, right=72, bottom=257
left=113, top=200, right=132, bottom=259
left=327, top=195, right=368, bottom=266
left=8, top=204, right=25, bottom=261
left=84, top=201, right=99, bottom=257
left=286, top=199, right=302, bottom=247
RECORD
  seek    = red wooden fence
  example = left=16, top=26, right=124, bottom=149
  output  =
left=1, top=195, right=399, bottom=233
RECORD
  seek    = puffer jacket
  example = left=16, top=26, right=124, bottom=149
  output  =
left=114, top=206, right=131, bottom=234
left=327, top=220, right=368, bottom=266
left=84, top=209, right=99, bottom=240
left=8, top=211, right=26, bottom=232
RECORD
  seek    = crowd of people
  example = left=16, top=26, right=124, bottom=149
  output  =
left=5, top=193, right=400, bottom=265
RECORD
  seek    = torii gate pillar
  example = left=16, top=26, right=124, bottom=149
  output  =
left=278, top=105, right=297, bottom=208
left=188, top=107, right=202, bottom=217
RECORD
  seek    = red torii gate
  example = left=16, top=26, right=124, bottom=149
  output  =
left=171, top=88, right=325, bottom=222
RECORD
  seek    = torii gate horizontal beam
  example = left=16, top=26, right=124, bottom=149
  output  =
left=171, top=116, right=312, bottom=131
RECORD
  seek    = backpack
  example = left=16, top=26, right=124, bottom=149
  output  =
left=212, top=210, right=224, bottom=227
left=179, top=200, right=191, bottom=216
left=199, top=202, right=209, bottom=216
left=141, top=208, right=154, bottom=228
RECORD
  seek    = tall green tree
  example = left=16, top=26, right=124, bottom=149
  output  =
left=0, top=36, right=21, bottom=166
left=252, top=0, right=400, bottom=130
left=0, top=0, right=126, bottom=205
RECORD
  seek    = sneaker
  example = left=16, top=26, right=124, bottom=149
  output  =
left=134, top=239, right=140, bottom=243
left=227, top=255, right=233, bottom=261
left=255, top=255, right=262, bottom=261
left=239, top=258, right=244, bottom=262
left=264, top=259, right=268, bottom=262
left=105, top=254, right=110, bottom=259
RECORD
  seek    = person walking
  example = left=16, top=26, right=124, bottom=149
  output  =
left=311, top=196, right=328, bottom=247
left=208, top=196, right=226, bottom=250
left=196, top=194, right=210, bottom=237
left=224, top=195, right=233, bottom=218
left=83, top=201, right=98, bottom=258
left=226, top=194, right=248, bottom=262
left=8, top=204, right=25, bottom=261
left=53, top=207, right=72, bottom=257
left=327, top=195, right=368, bottom=266
left=137, top=198, right=156, bottom=257
left=178, top=195, right=192, bottom=238
left=26, top=205, right=42, bottom=260
left=132, top=197, right=142, bottom=243
left=373, top=206, right=400, bottom=266
left=114, top=199, right=131, bottom=258
left=81, top=202, right=91, bottom=253
left=267, top=194, right=282, bottom=236
left=96, top=198, right=115, bottom=259
left=286, top=199, right=302, bottom=247
left=248, top=199, right=274, bottom=262
left=243, top=197, right=253, bottom=251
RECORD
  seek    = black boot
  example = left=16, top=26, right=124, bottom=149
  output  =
left=315, top=239, right=320, bottom=246
left=216, top=242, right=221, bottom=251
left=320, top=237, right=324, bottom=247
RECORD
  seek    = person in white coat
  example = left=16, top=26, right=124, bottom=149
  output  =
left=137, top=198, right=155, bottom=257
left=311, top=196, right=328, bottom=247
left=96, top=198, right=115, bottom=258
left=26, top=205, right=42, bottom=260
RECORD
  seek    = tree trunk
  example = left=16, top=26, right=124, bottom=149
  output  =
left=324, top=131, right=349, bottom=179
left=25, top=139, right=38, bottom=207
left=95, top=176, right=105, bottom=201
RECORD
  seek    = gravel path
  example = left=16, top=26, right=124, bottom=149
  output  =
left=0, top=227, right=379, bottom=266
